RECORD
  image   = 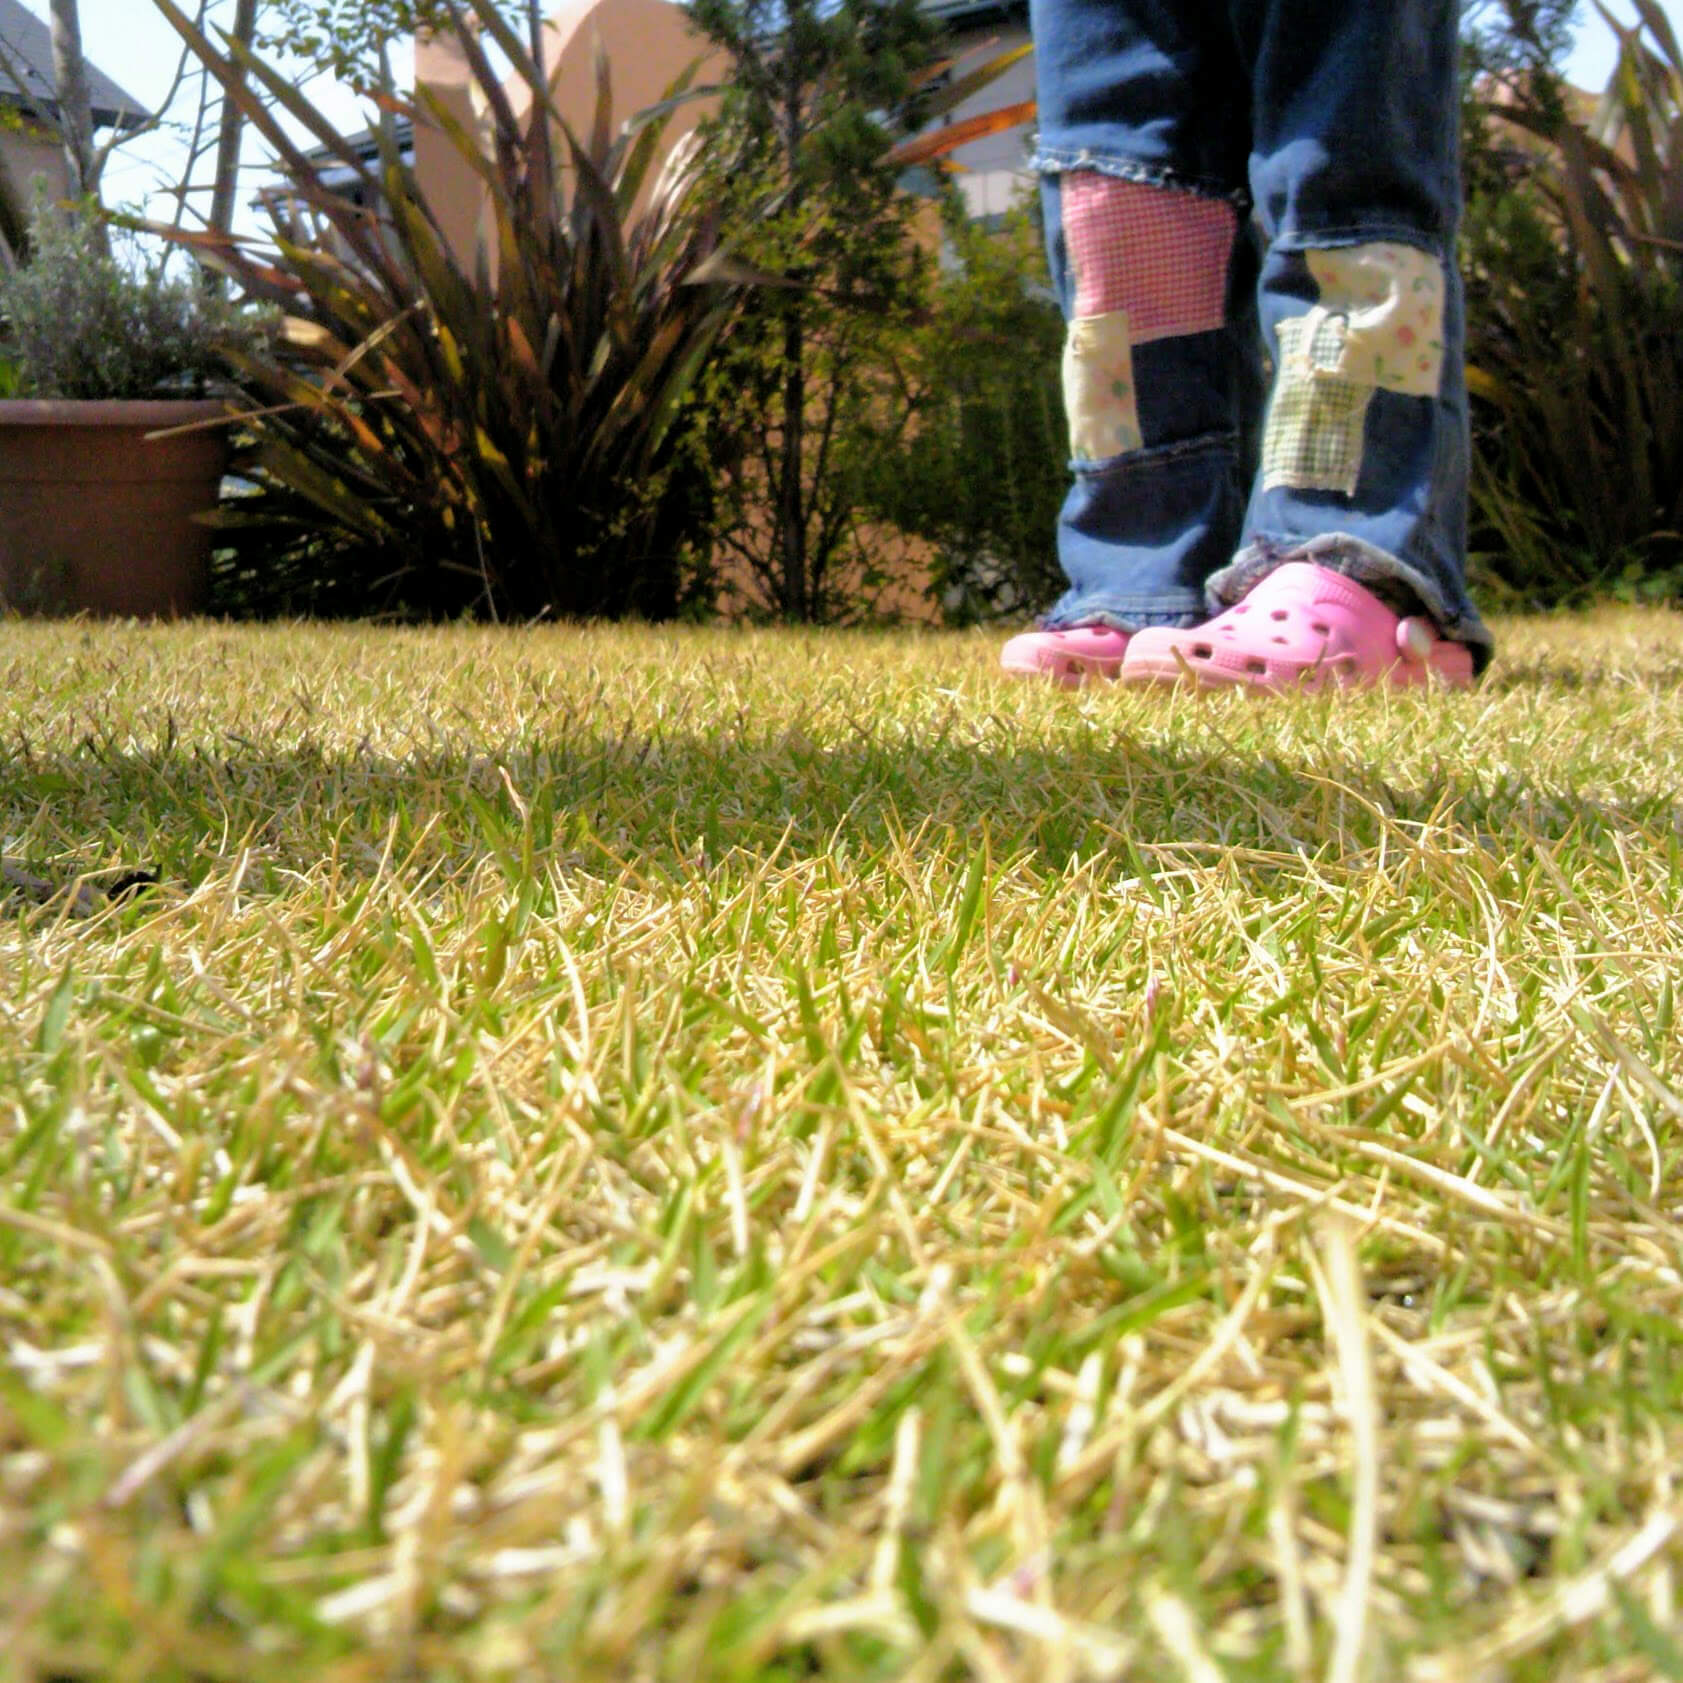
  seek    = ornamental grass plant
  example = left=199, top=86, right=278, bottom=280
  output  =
left=1464, top=0, right=1683, bottom=606
left=4, top=614, right=1683, bottom=1679
left=149, top=0, right=744, bottom=622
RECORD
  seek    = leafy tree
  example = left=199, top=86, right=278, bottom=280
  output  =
left=691, top=0, right=937, bottom=622
left=255, top=0, right=528, bottom=84
left=1460, top=0, right=1577, bottom=75
left=205, top=0, right=260, bottom=244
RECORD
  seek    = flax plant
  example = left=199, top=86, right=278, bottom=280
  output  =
left=149, top=0, right=744, bottom=621
left=1465, top=0, right=1683, bottom=603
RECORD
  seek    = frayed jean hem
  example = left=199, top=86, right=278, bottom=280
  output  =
left=1041, top=600, right=1204, bottom=634
left=1030, top=146, right=1251, bottom=209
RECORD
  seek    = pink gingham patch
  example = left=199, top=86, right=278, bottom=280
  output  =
left=1064, top=173, right=1237, bottom=342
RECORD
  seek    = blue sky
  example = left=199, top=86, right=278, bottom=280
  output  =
left=24, top=0, right=1683, bottom=233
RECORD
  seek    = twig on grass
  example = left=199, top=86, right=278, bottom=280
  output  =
left=1, top=857, right=158, bottom=916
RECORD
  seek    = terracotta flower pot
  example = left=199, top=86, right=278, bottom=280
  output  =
left=0, top=399, right=231, bottom=618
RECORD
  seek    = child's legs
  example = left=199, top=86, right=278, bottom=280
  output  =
left=1031, top=0, right=1264, bottom=631
left=1216, top=0, right=1493, bottom=662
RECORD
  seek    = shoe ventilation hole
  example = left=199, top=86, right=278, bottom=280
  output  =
left=1246, top=659, right=1268, bottom=675
left=1272, top=637, right=1288, bottom=646
left=1271, top=609, right=1288, bottom=621
left=1311, top=621, right=1330, bottom=634
left=1191, top=643, right=1213, bottom=660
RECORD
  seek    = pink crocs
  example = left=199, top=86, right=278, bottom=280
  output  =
left=1001, top=624, right=1133, bottom=686
left=1118, top=563, right=1474, bottom=691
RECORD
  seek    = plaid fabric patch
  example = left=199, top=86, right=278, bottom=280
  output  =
left=1063, top=174, right=1236, bottom=343
left=1297, top=310, right=1349, bottom=371
left=1261, top=315, right=1374, bottom=496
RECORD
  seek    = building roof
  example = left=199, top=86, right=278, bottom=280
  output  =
left=922, top=0, right=1028, bottom=29
left=0, top=0, right=148, bottom=132
left=295, top=117, right=415, bottom=196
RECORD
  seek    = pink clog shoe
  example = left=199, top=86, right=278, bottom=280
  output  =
left=1118, top=563, right=1474, bottom=691
left=1000, top=624, right=1133, bottom=686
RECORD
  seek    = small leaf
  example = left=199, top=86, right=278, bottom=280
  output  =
left=38, top=965, right=74, bottom=1055
left=468, top=1217, right=515, bottom=1274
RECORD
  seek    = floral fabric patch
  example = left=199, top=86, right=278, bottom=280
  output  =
left=1062, top=173, right=1237, bottom=343
left=1063, top=309, right=1144, bottom=464
left=1304, top=242, right=1447, bottom=396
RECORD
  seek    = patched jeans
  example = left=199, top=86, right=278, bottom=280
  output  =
left=1031, top=0, right=1493, bottom=662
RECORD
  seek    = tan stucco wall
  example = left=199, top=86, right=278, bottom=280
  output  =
left=413, top=0, right=725, bottom=272
left=414, top=5, right=1037, bottom=262
left=0, top=126, right=70, bottom=219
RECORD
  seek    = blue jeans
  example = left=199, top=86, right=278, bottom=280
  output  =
left=1031, top=0, right=1493, bottom=662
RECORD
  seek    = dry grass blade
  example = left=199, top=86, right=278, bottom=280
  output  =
left=1314, top=1217, right=1380, bottom=1683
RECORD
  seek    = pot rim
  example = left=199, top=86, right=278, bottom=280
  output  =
left=0, top=397, right=234, bottom=428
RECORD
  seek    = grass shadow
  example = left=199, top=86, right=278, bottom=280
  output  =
left=4, top=714, right=1680, bottom=911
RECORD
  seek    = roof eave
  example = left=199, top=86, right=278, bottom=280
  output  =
left=0, top=91, right=153, bottom=134
left=90, top=104, right=150, bottom=133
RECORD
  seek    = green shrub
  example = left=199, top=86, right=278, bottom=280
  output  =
left=852, top=203, right=1066, bottom=623
left=0, top=194, right=244, bottom=400
left=689, top=146, right=934, bottom=625
left=151, top=0, right=744, bottom=623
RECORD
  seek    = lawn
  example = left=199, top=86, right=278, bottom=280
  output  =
left=3, top=612, right=1683, bottom=1682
